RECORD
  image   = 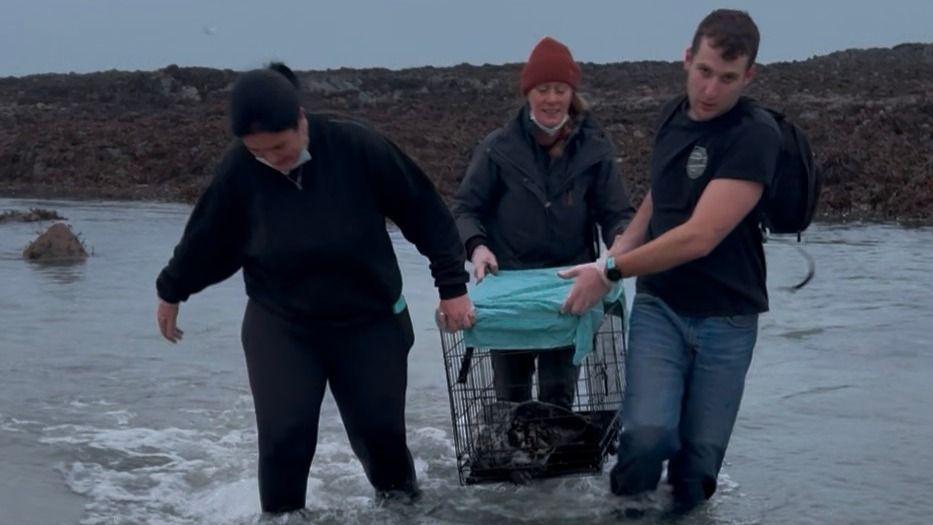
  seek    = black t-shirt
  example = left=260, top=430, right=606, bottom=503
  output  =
left=636, top=98, right=780, bottom=316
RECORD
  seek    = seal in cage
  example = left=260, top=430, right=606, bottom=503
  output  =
left=439, top=268, right=626, bottom=484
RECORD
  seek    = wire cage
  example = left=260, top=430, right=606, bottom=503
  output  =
left=441, top=301, right=626, bottom=485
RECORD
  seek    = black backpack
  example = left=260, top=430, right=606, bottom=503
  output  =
left=657, top=96, right=821, bottom=289
left=658, top=95, right=822, bottom=240
left=748, top=100, right=822, bottom=240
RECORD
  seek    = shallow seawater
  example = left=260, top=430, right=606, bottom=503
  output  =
left=1, top=198, right=931, bottom=524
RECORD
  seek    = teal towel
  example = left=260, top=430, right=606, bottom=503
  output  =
left=463, top=268, right=623, bottom=365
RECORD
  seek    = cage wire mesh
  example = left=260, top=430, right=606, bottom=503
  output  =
left=441, top=301, right=626, bottom=485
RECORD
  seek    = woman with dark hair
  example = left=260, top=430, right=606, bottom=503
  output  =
left=452, top=37, right=634, bottom=409
left=155, top=63, right=474, bottom=514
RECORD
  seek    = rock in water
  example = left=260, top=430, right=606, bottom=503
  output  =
left=0, top=208, right=65, bottom=224
left=22, top=222, right=88, bottom=261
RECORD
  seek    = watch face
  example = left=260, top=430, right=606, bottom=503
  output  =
left=607, top=268, right=623, bottom=282
left=605, top=256, right=622, bottom=282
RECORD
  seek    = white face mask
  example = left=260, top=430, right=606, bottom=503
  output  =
left=255, top=148, right=311, bottom=175
left=529, top=111, right=569, bottom=136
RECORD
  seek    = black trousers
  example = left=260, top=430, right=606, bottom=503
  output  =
left=490, top=346, right=579, bottom=409
left=241, top=299, right=417, bottom=513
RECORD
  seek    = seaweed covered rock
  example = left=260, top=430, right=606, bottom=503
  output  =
left=22, top=222, right=88, bottom=261
left=0, top=208, right=65, bottom=224
left=0, top=43, right=931, bottom=221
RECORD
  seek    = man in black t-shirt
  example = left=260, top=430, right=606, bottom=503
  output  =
left=559, top=9, right=780, bottom=513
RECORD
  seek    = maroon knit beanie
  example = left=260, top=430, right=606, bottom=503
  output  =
left=520, top=37, right=581, bottom=94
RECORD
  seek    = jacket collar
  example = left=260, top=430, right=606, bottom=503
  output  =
left=488, top=105, right=612, bottom=189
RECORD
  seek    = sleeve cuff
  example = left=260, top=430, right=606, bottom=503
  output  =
left=156, top=273, right=189, bottom=304
left=439, top=283, right=468, bottom=300
left=464, top=235, right=487, bottom=259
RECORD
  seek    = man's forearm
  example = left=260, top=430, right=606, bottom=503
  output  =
left=609, top=191, right=653, bottom=256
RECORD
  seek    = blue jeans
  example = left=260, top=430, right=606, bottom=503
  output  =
left=610, top=294, right=758, bottom=508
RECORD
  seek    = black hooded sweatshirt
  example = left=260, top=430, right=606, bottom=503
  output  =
left=156, top=114, right=468, bottom=325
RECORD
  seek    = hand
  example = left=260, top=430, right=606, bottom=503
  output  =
left=436, top=294, right=476, bottom=332
left=156, top=299, right=184, bottom=343
left=557, top=262, right=611, bottom=316
left=470, top=245, right=499, bottom=284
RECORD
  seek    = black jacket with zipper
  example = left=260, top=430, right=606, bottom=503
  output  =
left=156, top=113, right=468, bottom=326
left=452, top=105, right=634, bottom=269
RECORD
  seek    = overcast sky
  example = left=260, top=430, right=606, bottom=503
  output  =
left=1, top=0, right=930, bottom=77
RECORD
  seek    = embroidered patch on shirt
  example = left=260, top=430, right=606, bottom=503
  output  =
left=686, top=146, right=708, bottom=179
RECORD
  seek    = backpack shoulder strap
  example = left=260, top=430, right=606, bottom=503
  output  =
left=738, top=96, right=782, bottom=136
left=654, top=94, right=687, bottom=134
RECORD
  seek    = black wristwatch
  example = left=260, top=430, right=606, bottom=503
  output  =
left=605, top=256, right=623, bottom=282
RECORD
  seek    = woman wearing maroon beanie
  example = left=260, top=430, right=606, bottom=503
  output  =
left=452, top=37, right=634, bottom=408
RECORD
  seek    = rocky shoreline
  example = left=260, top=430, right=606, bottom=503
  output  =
left=1, top=44, right=931, bottom=223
